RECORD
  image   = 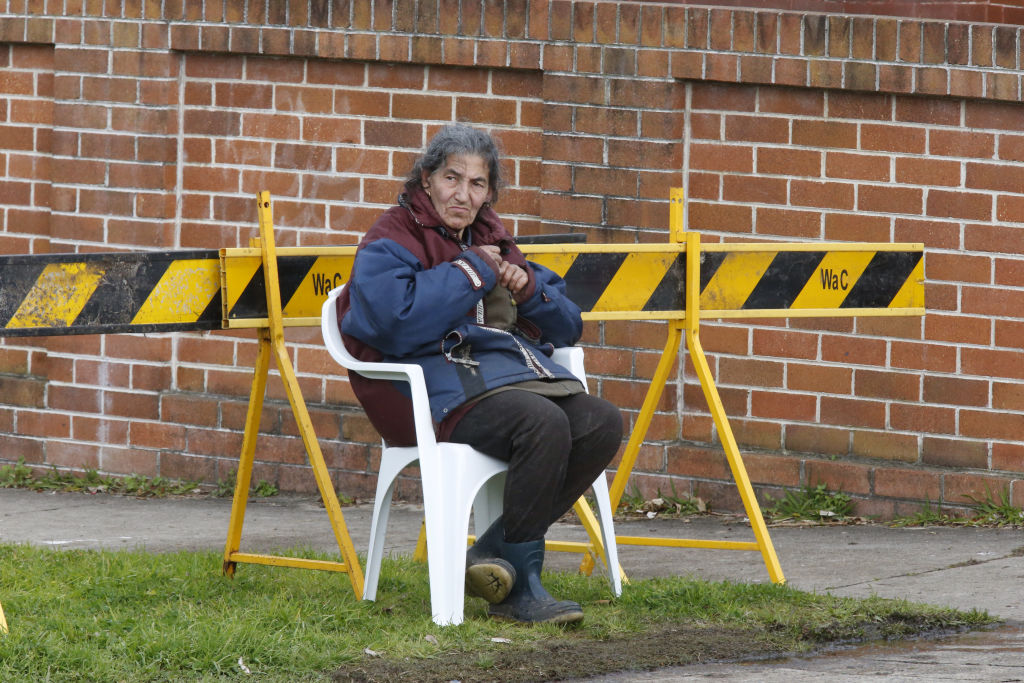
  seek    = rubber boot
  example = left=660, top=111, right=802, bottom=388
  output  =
left=464, top=517, right=516, bottom=604
left=488, top=539, right=584, bottom=625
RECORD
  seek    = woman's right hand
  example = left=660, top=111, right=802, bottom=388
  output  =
left=478, top=244, right=503, bottom=269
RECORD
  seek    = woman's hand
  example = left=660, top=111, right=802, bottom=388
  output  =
left=478, top=245, right=527, bottom=296
left=499, top=260, right=528, bottom=296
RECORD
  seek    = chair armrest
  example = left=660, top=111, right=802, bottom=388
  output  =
left=551, top=346, right=589, bottom=392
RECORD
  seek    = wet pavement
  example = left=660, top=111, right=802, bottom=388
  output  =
left=3, top=487, right=1024, bottom=680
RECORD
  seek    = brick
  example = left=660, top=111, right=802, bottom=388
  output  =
left=689, top=143, right=752, bottom=173
left=893, top=217, right=959, bottom=249
left=751, top=389, right=816, bottom=421
left=893, top=96, right=960, bottom=127
left=758, top=146, right=821, bottom=177
left=824, top=212, right=891, bottom=242
left=792, top=120, right=857, bottom=149
left=802, top=14, right=826, bottom=56
left=858, top=184, right=923, bottom=215
left=894, top=157, right=960, bottom=186
left=999, top=134, right=1024, bottom=163
left=992, top=442, right=1024, bottom=473
left=730, top=418, right=782, bottom=451
left=790, top=180, right=854, bottom=210
left=787, top=361, right=851, bottom=394
left=784, top=423, right=848, bottom=456
left=721, top=174, right=786, bottom=203
left=927, top=190, right=992, bottom=221
left=994, top=25, right=1018, bottom=70
left=891, top=402, right=956, bottom=435
left=685, top=6, right=708, bottom=49
left=878, top=64, right=914, bottom=94
left=960, top=408, right=1024, bottom=440
left=950, top=70, right=991, bottom=99
left=724, top=114, right=788, bottom=144
left=966, top=162, right=1024, bottom=194
left=965, top=223, right=1024, bottom=255
left=856, top=368, right=920, bottom=401
left=690, top=82, right=756, bottom=113
left=807, top=459, right=872, bottom=495
left=995, top=319, right=1024, bottom=350
left=47, top=441, right=101, bottom=470
left=945, top=473, right=1013, bottom=506
left=662, top=444, right=721, bottom=481
left=965, top=100, right=1024, bottom=132
left=688, top=201, right=752, bottom=233
left=963, top=285, right=1024, bottom=319
left=718, top=357, right=783, bottom=388
left=875, top=467, right=940, bottom=500
left=849, top=17, right=874, bottom=60
left=852, top=429, right=918, bottom=461
left=861, top=123, right=927, bottom=154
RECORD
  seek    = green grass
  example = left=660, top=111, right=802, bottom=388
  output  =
left=891, top=488, right=1024, bottom=528
left=0, top=543, right=993, bottom=682
left=764, top=483, right=855, bottom=522
left=0, top=458, right=278, bottom=499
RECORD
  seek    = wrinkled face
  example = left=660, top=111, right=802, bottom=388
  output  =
left=421, top=153, right=492, bottom=236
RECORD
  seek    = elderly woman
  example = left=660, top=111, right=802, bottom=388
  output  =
left=336, top=124, right=622, bottom=624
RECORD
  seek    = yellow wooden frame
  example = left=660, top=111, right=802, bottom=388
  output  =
left=221, top=192, right=364, bottom=598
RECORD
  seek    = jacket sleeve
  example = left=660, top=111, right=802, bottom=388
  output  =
left=341, top=237, right=499, bottom=358
left=515, top=261, right=584, bottom=349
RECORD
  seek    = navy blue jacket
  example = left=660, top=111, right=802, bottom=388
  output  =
left=337, top=183, right=584, bottom=446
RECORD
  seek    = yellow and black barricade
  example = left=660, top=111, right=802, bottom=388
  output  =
left=0, top=251, right=222, bottom=336
left=0, top=188, right=925, bottom=627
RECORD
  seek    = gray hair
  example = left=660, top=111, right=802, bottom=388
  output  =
left=407, top=124, right=504, bottom=204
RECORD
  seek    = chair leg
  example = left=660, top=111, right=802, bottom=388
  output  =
left=421, top=446, right=508, bottom=626
left=364, top=448, right=420, bottom=602
left=471, top=472, right=505, bottom=537
left=592, top=474, right=623, bottom=596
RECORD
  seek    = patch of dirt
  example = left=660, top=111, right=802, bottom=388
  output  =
left=331, top=625, right=789, bottom=682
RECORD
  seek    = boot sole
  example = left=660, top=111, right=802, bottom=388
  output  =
left=465, top=561, right=515, bottom=604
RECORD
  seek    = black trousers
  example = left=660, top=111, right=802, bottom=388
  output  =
left=448, top=389, right=622, bottom=543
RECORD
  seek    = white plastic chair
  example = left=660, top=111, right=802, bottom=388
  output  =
left=321, top=285, right=621, bottom=626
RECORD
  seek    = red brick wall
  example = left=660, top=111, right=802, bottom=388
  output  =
left=1, top=1, right=1022, bottom=518
left=660, top=0, right=1024, bottom=24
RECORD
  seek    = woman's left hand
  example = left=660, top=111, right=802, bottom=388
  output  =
left=498, top=260, right=528, bottom=296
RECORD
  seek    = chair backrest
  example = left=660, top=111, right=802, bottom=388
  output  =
left=321, top=286, right=439, bottom=450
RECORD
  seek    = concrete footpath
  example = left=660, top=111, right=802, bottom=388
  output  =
left=2, top=487, right=1023, bottom=680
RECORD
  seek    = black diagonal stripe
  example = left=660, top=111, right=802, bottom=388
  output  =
left=73, top=254, right=172, bottom=327
left=229, top=266, right=269, bottom=319
left=698, top=251, right=728, bottom=295
left=277, top=255, right=319, bottom=309
left=228, top=256, right=320, bottom=320
left=0, top=259, right=48, bottom=327
left=561, top=253, right=628, bottom=313
left=842, top=251, right=922, bottom=308
left=743, top=251, right=826, bottom=310
left=644, top=254, right=687, bottom=311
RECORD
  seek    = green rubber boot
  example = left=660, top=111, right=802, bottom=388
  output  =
left=465, top=517, right=516, bottom=604
left=487, top=539, right=584, bottom=625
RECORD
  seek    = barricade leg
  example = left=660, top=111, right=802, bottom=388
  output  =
left=222, top=329, right=272, bottom=577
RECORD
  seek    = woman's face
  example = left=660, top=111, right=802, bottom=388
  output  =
left=421, top=153, right=492, bottom=235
